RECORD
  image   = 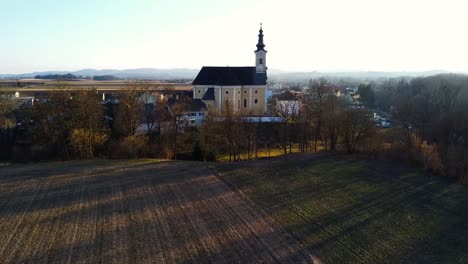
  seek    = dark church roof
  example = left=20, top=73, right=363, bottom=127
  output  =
left=202, top=88, right=215, bottom=100
left=167, top=96, right=207, bottom=112
left=192, top=67, right=266, bottom=86
left=187, top=99, right=208, bottom=112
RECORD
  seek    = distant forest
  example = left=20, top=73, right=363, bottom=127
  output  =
left=34, top=73, right=81, bottom=80
left=93, top=75, right=120, bottom=81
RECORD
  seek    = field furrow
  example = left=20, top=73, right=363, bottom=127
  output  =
left=0, top=160, right=312, bottom=263
left=215, top=153, right=468, bottom=264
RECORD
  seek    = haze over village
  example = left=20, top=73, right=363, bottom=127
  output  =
left=1, top=1, right=468, bottom=263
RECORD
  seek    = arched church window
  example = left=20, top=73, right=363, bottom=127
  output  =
left=254, top=99, right=258, bottom=104
left=259, top=58, right=263, bottom=64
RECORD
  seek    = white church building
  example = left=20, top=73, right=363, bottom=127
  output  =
left=192, top=25, right=268, bottom=115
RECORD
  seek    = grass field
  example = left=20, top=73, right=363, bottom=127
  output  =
left=0, top=159, right=311, bottom=263
left=216, top=154, right=468, bottom=264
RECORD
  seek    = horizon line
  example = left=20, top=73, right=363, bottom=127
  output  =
left=1, top=68, right=465, bottom=76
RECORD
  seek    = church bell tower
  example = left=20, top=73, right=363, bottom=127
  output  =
left=255, top=24, right=267, bottom=74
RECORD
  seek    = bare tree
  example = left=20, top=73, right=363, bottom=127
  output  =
left=114, top=82, right=144, bottom=136
left=340, top=109, right=375, bottom=153
left=306, top=78, right=331, bottom=152
left=141, top=91, right=157, bottom=135
left=70, top=89, right=107, bottom=159
left=0, top=97, right=16, bottom=159
left=276, top=99, right=299, bottom=154
left=0, top=97, right=15, bottom=129
left=168, top=93, right=190, bottom=159
left=42, top=87, right=75, bottom=159
left=218, top=99, right=244, bottom=161
left=297, top=103, right=312, bottom=152
left=156, top=96, right=170, bottom=136
left=200, top=106, right=220, bottom=160
left=322, top=94, right=341, bottom=151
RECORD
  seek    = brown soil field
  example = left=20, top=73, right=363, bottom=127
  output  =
left=0, top=160, right=313, bottom=263
left=215, top=153, right=468, bottom=264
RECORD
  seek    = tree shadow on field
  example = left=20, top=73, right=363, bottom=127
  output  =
left=16, top=219, right=313, bottom=264
left=1, top=161, right=314, bottom=264
left=0, top=161, right=204, bottom=216
left=0, top=160, right=173, bottom=183
left=287, top=176, right=468, bottom=263
left=216, top=154, right=468, bottom=264
left=386, top=186, right=468, bottom=264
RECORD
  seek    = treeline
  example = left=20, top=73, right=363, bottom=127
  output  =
left=34, top=73, right=81, bottom=80
left=33, top=74, right=120, bottom=81
left=200, top=78, right=378, bottom=161
left=1, top=88, right=108, bottom=160
left=0, top=83, right=175, bottom=161
left=3, top=75, right=467, bottom=184
left=0, top=80, right=378, bottom=162
left=93, top=75, right=120, bottom=81
left=373, top=74, right=468, bottom=182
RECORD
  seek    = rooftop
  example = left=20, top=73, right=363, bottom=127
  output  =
left=192, top=67, right=266, bottom=86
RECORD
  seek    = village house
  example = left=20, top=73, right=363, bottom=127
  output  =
left=169, top=96, right=207, bottom=127
left=274, top=90, right=301, bottom=116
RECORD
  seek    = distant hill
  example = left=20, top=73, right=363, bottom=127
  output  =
left=267, top=69, right=451, bottom=82
left=0, top=68, right=199, bottom=80
left=0, top=68, right=458, bottom=81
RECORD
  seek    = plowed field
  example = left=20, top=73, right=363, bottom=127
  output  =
left=216, top=154, right=468, bottom=264
left=0, top=160, right=313, bottom=263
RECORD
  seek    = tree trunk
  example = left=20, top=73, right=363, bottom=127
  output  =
left=173, top=122, right=178, bottom=160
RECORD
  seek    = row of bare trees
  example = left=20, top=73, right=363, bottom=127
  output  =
left=0, top=82, right=194, bottom=161
left=22, top=88, right=107, bottom=160
left=375, top=74, right=468, bottom=182
left=274, top=79, right=377, bottom=155
left=196, top=78, right=377, bottom=161
left=94, top=83, right=193, bottom=160
left=1, top=79, right=380, bottom=163
left=0, top=97, right=16, bottom=159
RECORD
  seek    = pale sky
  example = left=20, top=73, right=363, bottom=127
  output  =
left=1, top=0, right=468, bottom=74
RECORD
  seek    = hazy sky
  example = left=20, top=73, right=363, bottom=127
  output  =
left=1, top=0, right=468, bottom=73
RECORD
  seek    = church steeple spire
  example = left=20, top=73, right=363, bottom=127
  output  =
left=254, top=23, right=267, bottom=74
left=256, top=23, right=266, bottom=52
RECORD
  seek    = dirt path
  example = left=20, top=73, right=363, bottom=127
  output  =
left=0, top=161, right=313, bottom=263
